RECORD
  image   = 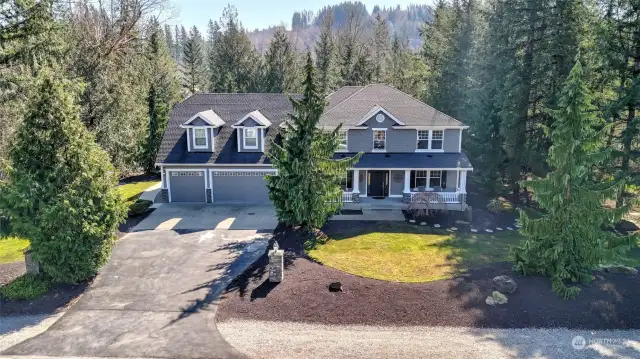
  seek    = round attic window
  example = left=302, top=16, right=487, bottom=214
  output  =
left=375, top=113, right=385, bottom=123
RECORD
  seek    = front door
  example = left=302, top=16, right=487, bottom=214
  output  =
left=368, top=170, right=389, bottom=198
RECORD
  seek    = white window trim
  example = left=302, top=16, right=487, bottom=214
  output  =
left=372, top=128, right=387, bottom=152
left=193, top=128, right=209, bottom=150
left=336, top=129, right=348, bottom=152
left=243, top=128, right=259, bottom=149
left=429, top=170, right=443, bottom=188
left=415, top=129, right=445, bottom=153
left=413, top=170, right=428, bottom=188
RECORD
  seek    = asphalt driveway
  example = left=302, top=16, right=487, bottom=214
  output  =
left=3, top=204, right=276, bottom=358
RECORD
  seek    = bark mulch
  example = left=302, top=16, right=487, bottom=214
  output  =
left=217, top=227, right=640, bottom=329
left=0, top=261, right=26, bottom=286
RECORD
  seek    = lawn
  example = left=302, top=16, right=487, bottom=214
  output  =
left=308, top=223, right=524, bottom=282
left=309, top=222, right=640, bottom=283
left=117, top=180, right=160, bottom=206
left=0, top=236, right=30, bottom=264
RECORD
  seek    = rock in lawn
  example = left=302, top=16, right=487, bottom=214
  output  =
left=492, top=291, right=508, bottom=304
left=420, top=222, right=427, bottom=226
left=493, top=275, right=517, bottom=293
left=434, top=224, right=441, bottom=228
left=329, top=282, right=343, bottom=292
left=485, top=296, right=496, bottom=306
left=409, top=219, right=416, bottom=223
left=450, top=227, right=457, bottom=231
left=496, top=227, right=503, bottom=231
left=506, top=227, right=514, bottom=230
left=470, top=228, right=478, bottom=233
left=485, top=229, right=493, bottom=233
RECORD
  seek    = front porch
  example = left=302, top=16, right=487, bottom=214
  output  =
left=340, top=168, right=469, bottom=211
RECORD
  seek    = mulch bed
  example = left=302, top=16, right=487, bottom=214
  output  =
left=118, top=173, right=160, bottom=185
left=0, top=261, right=26, bottom=286
left=117, top=208, right=155, bottom=238
left=216, top=226, right=640, bottom=329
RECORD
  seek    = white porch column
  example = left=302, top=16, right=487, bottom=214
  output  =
left=160, top=166, right=165, bottom=188
left=459, top=170, right=467, bottom=194
left=352, top=169, right=360, bottom=193
left=403, top=170, right=411, bottom=193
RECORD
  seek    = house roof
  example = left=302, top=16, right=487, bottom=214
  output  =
left=321, top=84, right=464, bottom=127
left=333, top=152, right=473, bottom=169
left=234, top=110, right=272, bottom=127
left=183, top=109, right=225, bottom=126
left=156, top=93, right=294, bottom=165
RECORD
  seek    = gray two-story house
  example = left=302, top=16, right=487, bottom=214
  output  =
left=156, top=84, right=473, bottom=209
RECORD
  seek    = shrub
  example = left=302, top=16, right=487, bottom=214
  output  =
left=1, top=274, right=50, bottom=300
left=128, top=199, right=153, bottom=217
left=487, top=197, right=513, bottom=214
left=0, top=72, right=127, bottom=283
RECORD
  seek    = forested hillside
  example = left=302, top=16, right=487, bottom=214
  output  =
left=1, top=0, right=638, bottom=210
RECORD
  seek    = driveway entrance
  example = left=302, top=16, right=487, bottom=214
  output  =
left=3, top=204, right=277, bottom=359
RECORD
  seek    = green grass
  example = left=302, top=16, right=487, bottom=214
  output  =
left=0, top=236, right=30, bottom=264
left=308, top=223, right=525, bottom=282
left=0, top=274, right=50, bottom=300
left=117, top=180, right=160, bottom=207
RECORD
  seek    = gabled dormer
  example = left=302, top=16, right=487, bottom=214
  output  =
left=232, top=110, right=271, bottom=152
left=180, top=110, right=225, bottom=152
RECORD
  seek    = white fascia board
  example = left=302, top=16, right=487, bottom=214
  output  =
left=234, top=110, right=272, bottom=127
left=394, top=126, right=470, bottom=130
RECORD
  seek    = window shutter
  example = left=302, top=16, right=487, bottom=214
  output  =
left=410, top=170, right=415, bottom=188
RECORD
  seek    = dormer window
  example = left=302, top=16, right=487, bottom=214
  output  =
left=193, top=128, right=208, bottom=149
left=243, top=128, right=258, bottom=149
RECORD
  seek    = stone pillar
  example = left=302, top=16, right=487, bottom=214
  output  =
left=352, top=169, right=360, bottom=193
left=352, top=193, right=360, bottom=203
left=206, top=189, right=212, bottom=203
left=268, top=242, right=284, bottom=283
left=403, top=170, right=411, bottom=193
left=460, top=171, right=467, bottom=194
left=24, top=250, right=40, bottom=275
left=403, top=192, right=412, bottom=204
left=160, top=189, right=169, bottom=203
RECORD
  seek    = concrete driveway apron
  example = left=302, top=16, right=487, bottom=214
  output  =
left=3, top=204, right=277, bottom=359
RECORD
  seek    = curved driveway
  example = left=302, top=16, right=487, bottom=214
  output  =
left=3, top=204, right=276, bottom=359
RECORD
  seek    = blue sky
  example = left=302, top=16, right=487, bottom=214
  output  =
left=169, top=1, right=424, bottom=32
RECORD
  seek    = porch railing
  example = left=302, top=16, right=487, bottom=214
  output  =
left=342, top=192, right=354, bottom=203
left=410, top=192, right=462, bottom=204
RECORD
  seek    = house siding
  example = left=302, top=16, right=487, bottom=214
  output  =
left=390, top=170, right=404, bottom=195
left=348, top=111, right=416, bottom=153
left=445, top=170, right=457, bottom=191
left=443, top=129, right=461, bottom=152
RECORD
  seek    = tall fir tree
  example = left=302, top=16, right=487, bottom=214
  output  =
left=182, top=26, right=206, bottom=94
left=266, top=53, right=361, bottom=229
left=142, top=18, right=180, bottom=174
left=512, top=59, right=635, bottom=299
left=314, top=11, right=336, bottom=94
left=0, top=70, right=127, bottom=283
left=372, top=13, right=390, bottom=83
left=263, top=28, right=298, bottom=93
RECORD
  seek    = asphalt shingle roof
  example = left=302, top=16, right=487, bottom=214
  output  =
left=321, top=84, right=464, bottom=127
left=156, top=93, right=294, bottom=165
left=333, top=152, right=473, bottom=169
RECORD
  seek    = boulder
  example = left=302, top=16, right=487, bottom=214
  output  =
left=485, top=296, right=496, bottom=306
left=493, top=275, right=517, bottom=293
left=492, top=291, right=508, bottom=304
left=329, top=282, right=343, bottom=292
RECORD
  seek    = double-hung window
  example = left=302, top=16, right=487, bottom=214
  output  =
left=373, top=129, right=386, bottom=151
left=337, top=130, right=348, bottom=151
left=412, top=170, right=428, bottom=188
left=416, top=130, right=444, bottom=151
left=430, top=170, right=443, bottom=188
left=193, top=128, right=208, bottom=149
left=244, top=128, right=258, bottom=149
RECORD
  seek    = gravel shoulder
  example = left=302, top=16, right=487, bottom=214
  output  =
left=218, top=319, right=640, bottom=359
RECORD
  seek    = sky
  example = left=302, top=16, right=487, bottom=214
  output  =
left=169, top=0, right=422, bottom=32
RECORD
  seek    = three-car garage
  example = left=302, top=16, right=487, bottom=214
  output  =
left=164, top=168, right=272, bottom=204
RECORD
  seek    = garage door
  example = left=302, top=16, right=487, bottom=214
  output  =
left=168, top=171, right=206, bottom=202
left=211, top=171, right=271, bottom=204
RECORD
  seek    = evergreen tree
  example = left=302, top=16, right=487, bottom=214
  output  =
left=263, top=28, right=298, bottom=93
left=386, top=35, right=428, bottom=97
left=314, top=11, right=336, bottom=94
left=0, top=70, right=127, bottom=283
left=142, top=18, right=180, bottom=174
left=182, top=26, right=206, bottom=94
left=372, top=13, right=390, bottom=83
left=266, top=54, right=361, bottom=229
left=512, top=60, right=635, bottom=299
left=208, top=5, right=261, bottom=92
left=163, top=24, right=175, bottom=59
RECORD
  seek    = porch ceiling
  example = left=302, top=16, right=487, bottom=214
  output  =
left=334, top=152, right=473, bottom=169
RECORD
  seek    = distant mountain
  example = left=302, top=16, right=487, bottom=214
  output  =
left=246, top=2, right=433, bottom=53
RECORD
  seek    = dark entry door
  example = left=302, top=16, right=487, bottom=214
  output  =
left=368, top=170, right=389, bottom=197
